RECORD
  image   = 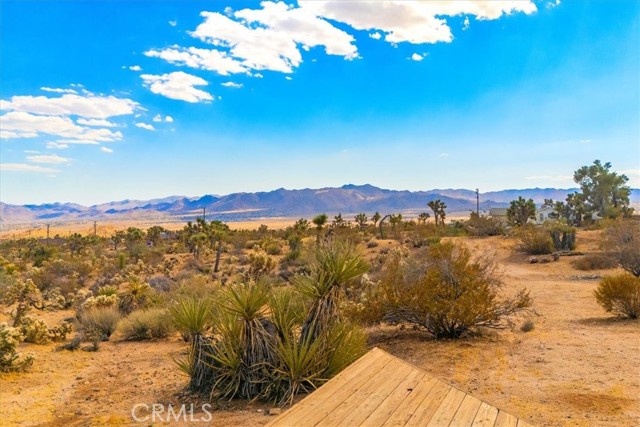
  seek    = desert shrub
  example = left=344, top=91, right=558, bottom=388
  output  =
left=79, top=307, right=121, bottom=340
left=118, top=308, right=174, bottom=340
left=19, top=316, right=50, bottom=344
left=466, top=213, right=505, bottom=237
left=594, top=274, right=640, bottom=319
left=520, top=319, right=535, bottom=332
left=517, top=226, right=554, bottom=255
left=247, top=248, right=277, bottom=280
left=48, top=321, right=73, bottom=342
left=365, top=242, right=532, bottom=338
left=572, top=254, right=617, bottom=271
left=0, top=324, right=34, bottom=372
left=260, top=237, right=284, bottom=256
left=148, top=275, right=172, bottom=293
left=602, top=219, right=640, bottom=277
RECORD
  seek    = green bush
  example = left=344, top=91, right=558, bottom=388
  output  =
left=361, top=242, right=532, bottom=338
left=0, top=323, right=34, bottom=372
left=466, top=213, right=505, bottom=237
left=517, top=226, right=554, bottom=255
left=594, top=274, right=640, bottom=319
left=118, top=308, right=174, bottom=340
left=79, top=307, right=121, bottom=340
left=19, top=316, right=50, bottom=344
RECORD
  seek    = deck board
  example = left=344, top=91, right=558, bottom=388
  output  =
left=267, top=347, right=535, bottom=427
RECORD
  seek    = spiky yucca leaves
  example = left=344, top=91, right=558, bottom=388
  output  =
left=269, top=287, right=306, bottom=341
left=295, top=242, right=369, bottom=343
left=209, top=282, right=279, bottom=400
left=169, top=295, right=216, bottom=393
left=118, top=276, right=153, bottom=314
left=321, top=320, right=367, bottom=378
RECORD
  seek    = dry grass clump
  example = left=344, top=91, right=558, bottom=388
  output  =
left=118, top=308, right=174, bottom=340
left=572, top=253, right=617, bottom=271
left=79, top=307, right=121, bottom=341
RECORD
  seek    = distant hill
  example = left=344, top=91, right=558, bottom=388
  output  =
left=1, top=185, right=638, bottom=228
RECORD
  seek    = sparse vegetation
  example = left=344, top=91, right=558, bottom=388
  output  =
left=79, top=307, right=121, bottom=341
left=118, top=308, right=174, bottom=340
left=594, top=274, right=640, bottom=319
left=572, top=254, right=617, bottom=271
left=516, top=225, right=554, bottom=255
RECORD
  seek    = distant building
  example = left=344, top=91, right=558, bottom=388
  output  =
left=489, top=208, right=508, bottom=223
left=535, top=206, right=556, bottom=224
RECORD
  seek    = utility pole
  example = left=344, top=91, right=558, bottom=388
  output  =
left=475, top=188, right=480, bottom=216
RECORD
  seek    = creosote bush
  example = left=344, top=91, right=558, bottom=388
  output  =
left=594, top=274, right=640, bottom=319
left=354, top=242, right=532, bottom=338
left=516, top=226, right=554, bottom=255
left=601, top=219, right=640, bottom=277
left=572, top=254, right=617, bottom=271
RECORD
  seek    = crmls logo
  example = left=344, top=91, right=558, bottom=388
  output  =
left=131, top=403, right=214, bottom=423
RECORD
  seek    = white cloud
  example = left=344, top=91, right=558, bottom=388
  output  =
left=221, top=81, right=243, bottom=89
left=285, top=76, right=293, bottom=81
left=0, top=163, right=60, bottom=173
left=369, top=32, right=382, bottom=40
left=169, top=20, right=177, bottom=27
left=76, top=118, right=117, bottom=127
left=438, top=153, right=449, bottom=158
left=54, top=139, right=100, bottom=145
left=129, top=65, right=142, bottom=71
left=135, top=122, right=155, bottom=131
left=463, top=17, right=470, bottom=31
left=101, top=146, right=114, bottom=153
left=0, top=112, right=123, bottom=141
left=26, top=154, right=71, bottom=164
left=152, top=114, right=174, bottom=123
left=24, top=150, right=40, bottom=154
left=411, top=53, right=424, bottom=61
left=547, top=0, right=561, bottom=9
left=188, top=3, right=358, bottom=74
left=47, top=142, right=69, bottom=149
left=141, top=71, right=213, bottom=103
left=299, top=1, right=536, bottom=44
left=145, top=46, right=248, bottom=76
left=1, top=93, right=139, bottom=118
left=40, top=87, right=78, bottom=94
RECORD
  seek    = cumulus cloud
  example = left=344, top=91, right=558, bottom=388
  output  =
left=101, top=146, right=114, bottom=153
left=0, top=163, right=60, bottom=173
left=299, top=1, right=536, bottom=44
left=165, top=115, right=174, bottom=123
left=221, top=81, right=243, bottom=88
left=169, top=20, right=177, bottom=27
left=129, top=65, right=142, bottom=71
left=463, top=17, right=470, bottom=31
left=135, top=122, right=155, bottom=131
left=47, top=142, right=69, bottom=149
left=141, top=71, right=213, bottom=103
left=369, top=32, right=381, bottom=40
left=1, top=93, right=139, bottom=119
left=26, top=154, right=71, bottom=164
left=411, top=53, right=424, bottom=61
left=76, top=118, right=117, bottom=127
left=0, top=112, right=123, bottom=141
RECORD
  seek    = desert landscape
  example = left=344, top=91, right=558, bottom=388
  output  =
left=2, top=1, right=639, bottom=426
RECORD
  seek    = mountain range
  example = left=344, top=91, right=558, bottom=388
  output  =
left=1, top=185, right=638, bottom=228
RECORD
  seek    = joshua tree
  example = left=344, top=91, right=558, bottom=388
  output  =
left=354, top=213, right=368, bottom=230
left=428, top=200, right=447, bottom=226
left=417, top=212, right=431, bottom=225
left=371, top=212, right=381, bottom=228
left=506, top=197, right=536, bottom=227
left=312, top=214, right=328, bottom=245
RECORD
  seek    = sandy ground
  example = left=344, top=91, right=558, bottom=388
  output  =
left=1, top=232, right=638, bottom=427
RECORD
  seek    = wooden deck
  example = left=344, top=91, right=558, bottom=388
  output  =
left=267, top=347, right=534, bottom=427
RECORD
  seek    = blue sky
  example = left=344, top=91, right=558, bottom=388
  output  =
left=1, top=0, right=638, bottom=205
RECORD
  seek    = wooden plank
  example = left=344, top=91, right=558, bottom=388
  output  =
left=448, top=394, right=483, bottom=426
left=319, top=358, right=413, bottom=426
left=358, top=369, right=426, bottom=427
left=425, top=387, right=467, bottom=426
left=471, top=402, right=499, bottom=427
left=516, top=420, right=536, bottom=427
left=402, top=380, right=452, bottom=427
left=267, top=348, right=387, bottom=427
left=493, top=410, right=518, bottom=427
left=381, top=375, right=440, bottom=427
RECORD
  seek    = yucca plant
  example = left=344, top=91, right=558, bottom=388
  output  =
left=96, top=285, right=119, bottom=297
left=269, top=287, right=306, bottom=341
left=118, top=276, right=153, bottom=314
left=210, top=282, right=279, bottom=400
left=321, top=320, right=367, bottom=378
left=295, top=242, right=368, bottom=343
left=169, top=295, right=216, bottom=393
